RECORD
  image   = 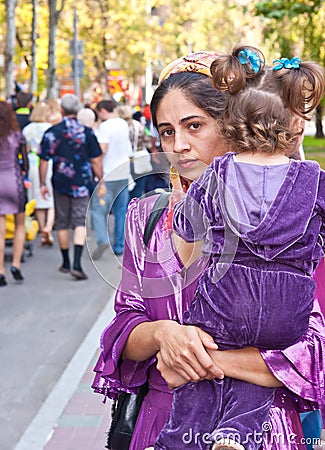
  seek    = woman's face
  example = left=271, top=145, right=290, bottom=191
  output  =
left=156, top=89, right=226, bottom=181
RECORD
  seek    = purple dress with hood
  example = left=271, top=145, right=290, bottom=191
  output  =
left=92, top=159, right=325, bottom=449
left=154, top=153, right=325, bottom=449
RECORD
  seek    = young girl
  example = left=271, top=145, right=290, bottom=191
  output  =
left=155, top=46, right=325, bottom=450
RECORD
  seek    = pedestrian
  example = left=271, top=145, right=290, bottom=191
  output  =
left=115, top=104, right=152, bottom=200
left=77, top=107, right=96, bottom=129
left=23, top=102, right=55, bottom=246
left=15, top=91, right=33, bottom=130
left=46, top=98, right=63, bottom=125
left=157, top=46, right=325, bottom=449
left=0, top=101, right=28, bottom=285
left=39, top=93, right=104, bottom=280
left=92, top=52, right=325, bottom=450
left=91, top=99, right=132, bottom=259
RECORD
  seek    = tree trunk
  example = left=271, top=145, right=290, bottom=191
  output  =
left=5, top=0, right=18, bottom=99
left=315, top=105, right=324, bottom=139
left=47, top=0, right=66, bottom=99
left=30, top=0, right=38, bottom=99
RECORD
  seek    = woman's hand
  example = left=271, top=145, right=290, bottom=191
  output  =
left=156, top=351, right=189, bottom=389
left=153, top=320, right=224, bottom=382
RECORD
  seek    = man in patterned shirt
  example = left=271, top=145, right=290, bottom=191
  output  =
left=39, top=94, right=104, bottom=280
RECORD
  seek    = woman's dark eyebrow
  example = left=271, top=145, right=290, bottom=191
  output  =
left=157, top=115, right=205, bottom=129
left=180, top=115, right=204, bottom=124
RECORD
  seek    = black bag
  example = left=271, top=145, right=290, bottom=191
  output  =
left=106, top=192, right=170, bottom=450
left=107, top=383, right=149, bottom=450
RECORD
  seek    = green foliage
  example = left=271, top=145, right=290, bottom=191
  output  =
left=254, top=0, right=325, bottom=61
left=303, top=136, right=325, bottom=150
left=0, top=0, right=323, bottom=101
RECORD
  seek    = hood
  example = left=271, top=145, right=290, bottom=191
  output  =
left=215, top=154, right=320, bottom=260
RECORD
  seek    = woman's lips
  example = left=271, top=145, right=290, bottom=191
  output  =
left=176, top=159, right=197, bottom=169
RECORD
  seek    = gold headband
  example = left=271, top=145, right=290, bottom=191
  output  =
left=158, top=51, right=221, bottom=84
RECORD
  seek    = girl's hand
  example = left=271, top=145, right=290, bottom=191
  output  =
left=153, top=320, right=224, bottom=382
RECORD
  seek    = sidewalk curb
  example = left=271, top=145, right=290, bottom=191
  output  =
left=15, top=294, right=115, bottom=450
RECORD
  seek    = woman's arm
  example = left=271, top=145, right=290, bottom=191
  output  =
left=122, top=320, right=224, bottom=381
left=19, top=134, right=29, bottom=174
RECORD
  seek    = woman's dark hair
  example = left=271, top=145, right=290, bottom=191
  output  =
left=0, top=101, right=20, bottom=138
left=150, top=72, right=228, bottom=130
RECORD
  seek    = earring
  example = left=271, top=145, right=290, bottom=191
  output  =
left=169, top=166, right=182, bottom=191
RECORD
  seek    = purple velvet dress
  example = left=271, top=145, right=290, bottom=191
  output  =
left=92, top=189, right=325, bottom=450
left=155, top=154, right=325, bottom=449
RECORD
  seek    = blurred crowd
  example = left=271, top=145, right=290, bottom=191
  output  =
left=0, top=91, right=170, bottom=286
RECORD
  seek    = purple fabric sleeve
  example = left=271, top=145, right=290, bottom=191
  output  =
left=173, top=164, right=220, bottom=242
left=315, top=170, right=325, bottom=247
left=260, top=298, right=325, bottom=418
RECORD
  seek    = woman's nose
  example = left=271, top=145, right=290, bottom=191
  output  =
left=173, top=131, right=190, bottom=153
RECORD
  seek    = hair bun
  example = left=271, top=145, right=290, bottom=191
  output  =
left=211, top=45, right=265, bottom=94
left=235, top=47, right=265, bottom=76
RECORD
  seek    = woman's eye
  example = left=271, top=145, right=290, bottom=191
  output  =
left=189, top=123, right=201, bottom=130
left=160, top=129, right=174, bottom=138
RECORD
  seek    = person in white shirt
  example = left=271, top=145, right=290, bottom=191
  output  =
left=91, top=99, right=132, bottom=258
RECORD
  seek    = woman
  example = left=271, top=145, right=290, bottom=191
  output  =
left=23, top=102, right=55, bottom=245
left=0, top=101, right=28, bottom=285
left=92, top=53, right=324, bottom=449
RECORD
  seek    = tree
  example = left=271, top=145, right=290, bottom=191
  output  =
left=30, top=0, right=38, bottom=98
left=1, top=0, right=268, bottom=102
left=4, top=0, right=18, bottom=98
left=254, top=0, right=325, bottom=138
left=47, top=0, right=66, bottom=98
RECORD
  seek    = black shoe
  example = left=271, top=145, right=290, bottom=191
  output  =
left=10, top=266, right=24, bottom=281
left=0, top=274, right=7, bottom=286
left=71, top=269, right=88, bottom=280
left=59, top=266, right=70, bottom=274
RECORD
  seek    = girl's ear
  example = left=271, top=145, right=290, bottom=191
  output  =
left=292, top=116, right=305, bottom=134
left=292, top=116, right=305, bottom=152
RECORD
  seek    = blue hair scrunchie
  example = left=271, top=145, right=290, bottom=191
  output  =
left=237, top=49, right=261, bottom=74
left=272, top=56, right=301, bottom=71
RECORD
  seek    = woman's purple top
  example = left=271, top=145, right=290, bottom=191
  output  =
left=92, top=192, right=325, bottom=450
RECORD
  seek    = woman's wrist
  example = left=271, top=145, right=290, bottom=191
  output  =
left=122, top=321, right=162, bottom=361
left=152, top=320, right=176, bottom=353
